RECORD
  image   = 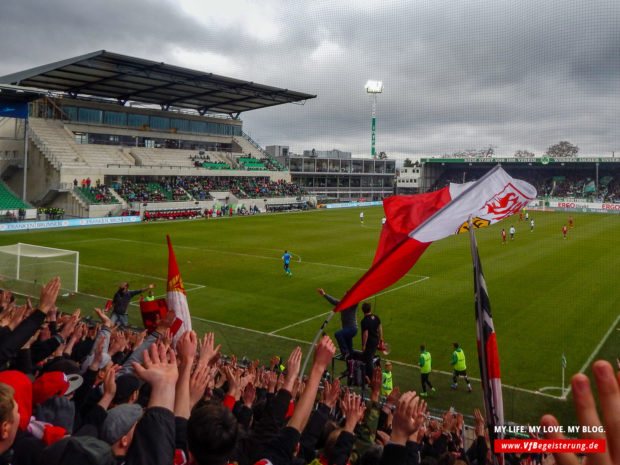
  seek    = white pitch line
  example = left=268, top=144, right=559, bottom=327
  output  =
left=100, top=237, right=375, bottom=271
left=270, top=311, right=332, bottom=335
left=79, top=263, right=205, bottom=290
left=270, top=276, right=430, bottom=335
left=374, top=276, right=430, bottom=297
left=191, top=316, right=311, bottom=346
left=387, top=359, right=565, bottom=400
left=561, top=311, right=620, bottom=399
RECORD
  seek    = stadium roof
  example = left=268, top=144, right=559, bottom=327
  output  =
left=0, top=50, right=316, bottom=117
left=0, top=84, right=49, bottom=104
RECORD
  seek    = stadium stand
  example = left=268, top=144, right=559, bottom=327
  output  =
left=73, top=185, right=119, bottom=205
left=0, top=181, right=29, bottom=210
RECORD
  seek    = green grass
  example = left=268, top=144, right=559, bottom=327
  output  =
left=0, top=208, right=618, bottom=424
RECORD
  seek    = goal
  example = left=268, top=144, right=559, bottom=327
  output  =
left=0, top=243, right=79, bottom=295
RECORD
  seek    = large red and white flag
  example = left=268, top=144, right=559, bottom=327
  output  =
left=166, top=235, right=192, bottom=343
left=333, top=166, right=536, bottom=311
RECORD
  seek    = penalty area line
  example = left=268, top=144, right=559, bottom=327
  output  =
left=269, top=276, right=430, bottom=335
left=561, top=311, right=620, bottom=399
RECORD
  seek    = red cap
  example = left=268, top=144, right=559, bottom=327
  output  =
left=0, top=370, right=32, bottom=430
left=32, top=372, right=70, bottom=406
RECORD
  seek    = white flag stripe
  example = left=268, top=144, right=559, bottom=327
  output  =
left=168, top=289, right=192, bottom=344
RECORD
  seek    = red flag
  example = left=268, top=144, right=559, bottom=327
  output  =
left=166, top=235, right=192, bottom=343
left=334, top=166, right=536, bottom=311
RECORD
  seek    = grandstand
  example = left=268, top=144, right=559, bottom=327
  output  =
left=414, top=157, right=620, bottom=208
left=0, top=51, right=316, bottom=218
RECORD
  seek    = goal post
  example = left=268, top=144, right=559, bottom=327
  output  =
left=0, top=243, right=79, bottom=295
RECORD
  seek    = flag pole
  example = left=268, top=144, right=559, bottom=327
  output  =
left=299, top=311, right=336, bottom=381
left=468, top=216, right=503, bottom=465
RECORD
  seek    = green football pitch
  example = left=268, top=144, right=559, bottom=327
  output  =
left=1, top=207, right=618, bottom=424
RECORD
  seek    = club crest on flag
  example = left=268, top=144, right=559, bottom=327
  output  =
left=457, top=217, right=491, bottom=233
left=484, top=183, right=531, bottom=220
left=167, top=274, right=185, bottom=293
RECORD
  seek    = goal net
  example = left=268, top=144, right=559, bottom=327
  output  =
left=0, top=243, right=79, bottom=295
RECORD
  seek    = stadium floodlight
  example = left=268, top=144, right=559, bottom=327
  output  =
left=364, top=80, right=384, bottom=93
left=365, top=80, right=383, bottom=157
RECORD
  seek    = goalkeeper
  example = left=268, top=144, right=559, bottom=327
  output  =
left=110, top=282, right=154, bottom=326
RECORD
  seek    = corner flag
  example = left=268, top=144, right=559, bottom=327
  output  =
left=334, top=166, right=536, bottom=311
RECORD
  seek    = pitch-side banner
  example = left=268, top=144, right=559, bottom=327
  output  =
left=0, top=101, right=28, bottom=119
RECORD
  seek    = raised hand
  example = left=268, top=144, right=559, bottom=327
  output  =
left=38, top=277, right=61, bottom=314
left=132, top=343, right=178, bottom=410
left=320, top=378, right=341, bottom=409
left=189, top=363, right=210, bottom=408
left=197, top=332, right=220, bottom=368
left=59, top=309, right=81, bottom=340
left=342, top=391, right=366, bottom=433
left=391, top=391, right=422, bottom=445
left=366, top=366, right=382, bottom=401
left=176, top=330, right=197, bottom=363
left=282, top=346, right=302, bottom=393
left=313, top=335, right=336, bottom=372
left=540, top=360, right=619, bottom=465
left=94, top=307, right=112, bottom=328
left=242, top=383, right=256, bottom=408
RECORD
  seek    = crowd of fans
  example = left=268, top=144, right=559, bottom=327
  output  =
left=237, top=179, right=305, bottom=199
left=114, top=180, right=190, bottom=203
left=0, top=277, right=616, bottom=465
left=107, top=177, right=305, bottom=204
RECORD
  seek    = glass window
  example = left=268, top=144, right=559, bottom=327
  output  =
left=351, top=177, right=361, bottom=188
left=352, top=160, right=363, bottom=173
left=341, top=160, right=351, bottom=173
left=364, top=160, right=374, bottom=173
left=128, top=114, right=149, bottom=128
left=150, top=116, right=170, bottom=130
left=361, top=177, right=370, bottom=187
left=386, top=161, right=396, bottom=173
left=316, top=159, right=328, bottom=172
left=328, top=159, right=340, bottom=172
left=327, top=176, right=338, bottom=188
left=290, top=158, right=302, bottom=171
left=78, top=108, right=102, bottom=124
left=63, top=107, right=78, bottom=121
left=303, top=158, right=315, bottom=172
left=190, top=121, right=207, bottom=133
left=103, top=111, right=127, bottom=126
left=338, top=177, right=349, bottom=187
left=170, top=118, right=190, bottom=132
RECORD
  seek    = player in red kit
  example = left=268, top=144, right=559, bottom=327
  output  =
left=519, top=212, right=523, bottom=221
left=501, top=228, right=506, bottom=244
left=562, top=224, right=568, bottom=239
left=569, top=216, right=573, bottom=228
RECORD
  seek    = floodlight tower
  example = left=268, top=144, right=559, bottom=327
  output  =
left=365, top=80, right=383, bottom=158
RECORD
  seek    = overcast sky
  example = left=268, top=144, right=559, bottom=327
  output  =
left=2, top=0, right=620, bottom=160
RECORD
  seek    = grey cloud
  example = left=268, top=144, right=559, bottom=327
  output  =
left=2, top=0, right=620, bottom=156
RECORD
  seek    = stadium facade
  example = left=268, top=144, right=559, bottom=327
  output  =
left=0, top=51, right=318, bottom=218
